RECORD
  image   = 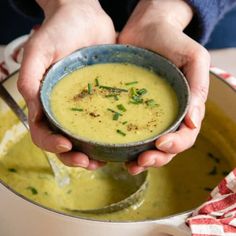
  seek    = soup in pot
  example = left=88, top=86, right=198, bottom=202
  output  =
left=0, top=102, right=235, bottom=221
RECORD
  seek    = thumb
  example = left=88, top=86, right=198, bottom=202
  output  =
left=183, top=46, right=210, bottom=129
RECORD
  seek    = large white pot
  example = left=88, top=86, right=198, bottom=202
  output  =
left=0, top=70, right=235, bottom=236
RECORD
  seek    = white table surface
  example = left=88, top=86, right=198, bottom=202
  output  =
left=1, top=45, right=236, bottom=76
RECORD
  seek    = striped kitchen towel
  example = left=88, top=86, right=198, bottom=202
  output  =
left=186, top=168, right=236, bottom=235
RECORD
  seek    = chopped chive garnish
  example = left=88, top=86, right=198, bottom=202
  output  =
left=100, top=85, right=128, bottom=93
left=117, top=104, right=126, bottom=112
left=146, top=99, right=158, bottom=107
left=137, top=88, right=148, bottom=96
left=116, top=129, right=126, bottom=136
left=88, top=83, right=93, bottom=94
left=107, top=108, right=123, bottom=116
left=105, top=94, right=117, bottom=98
left=207, top=152, right=220, bottom=163
left=71, top=108, right=83, bottom=112
left=105, top=94, right=119, bottom=101
left=208, top=166, right=217, bottom=175
left=130, top=100, right=143, bottom=104
left=8, top=168, right=17, bottom=173
left=130, top=96, right=143, bottom=104
left=113, top=112, right=120, bottom=120
left=122, top=121, right=128, bottom=125
left=129, top=87, right=144, bottom=104
left=125, top=81, right=138, bottom=86
left=204, top=187, right=213, bottom=192
left=27, top=186, right=38, bottom=195
left=222, top=171, right=229, bottom=176
left=95, top=77, right=100, bottom=86
left=130, top=87, right=138, bottom=97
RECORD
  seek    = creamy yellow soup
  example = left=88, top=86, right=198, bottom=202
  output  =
left=50, top=63, right=178, bottom=144
left=0, top=102, right=235, bottom=221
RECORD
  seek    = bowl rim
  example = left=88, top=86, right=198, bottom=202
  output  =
left=40, top=44, right=190, bottom=147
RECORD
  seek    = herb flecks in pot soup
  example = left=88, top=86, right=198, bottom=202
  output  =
left=50, top=63, right=178, bottom=143
left=0, top=102, right=235, bottom=221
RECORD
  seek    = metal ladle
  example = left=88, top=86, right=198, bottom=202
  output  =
left=0, top=82, right=70, bottom=187
left=65, top=164, right=148, bottom=214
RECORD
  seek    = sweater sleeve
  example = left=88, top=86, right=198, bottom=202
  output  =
left=184, top=0, right=236, bottom=45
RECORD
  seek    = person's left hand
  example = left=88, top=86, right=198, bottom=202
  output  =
left=118, top=0, right=210, bottom=175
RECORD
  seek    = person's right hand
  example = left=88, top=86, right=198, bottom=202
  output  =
left=17, top=0, right=116, bottom=170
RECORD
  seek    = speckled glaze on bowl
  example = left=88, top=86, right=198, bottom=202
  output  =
left=40, top=44, right=190, bottom=162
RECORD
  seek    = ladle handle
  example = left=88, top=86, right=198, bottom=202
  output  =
left=0, top=84, right=29, bottom=130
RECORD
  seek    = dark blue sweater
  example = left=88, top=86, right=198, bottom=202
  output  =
left=9, top=0, right=236, bottom=45
left=186, top=0, right=236, bottom=44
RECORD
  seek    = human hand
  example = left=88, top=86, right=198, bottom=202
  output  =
left=17, top=0, right=116, bottom=169
left=118, top=0, right=210, bottom=175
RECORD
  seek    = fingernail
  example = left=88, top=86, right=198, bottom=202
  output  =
left=157, top=140, right=173, bottom=150
left=142, top=159, right=155, bottom=167
left=190, top=107, right=200, bottom=129
left=29, top=102, right=37, bottom=122
left=75, top=162, right=89, bottom=168
left=56, top=144, right=71, bottom=153
left=132, top=168, right=145, bottom=175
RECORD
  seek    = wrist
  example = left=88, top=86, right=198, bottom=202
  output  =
left=138, top=0, right=193, bottom=30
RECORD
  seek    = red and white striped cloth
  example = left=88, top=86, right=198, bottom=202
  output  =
left=186, top=169, right=236, bottom=235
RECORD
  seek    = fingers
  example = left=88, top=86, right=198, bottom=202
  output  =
left=126, top=150, right=175, bottom=175
left=126, top=161, right=147, bottom=175
left=155, top=122, right=200, bottom=154
left=29, top=118, right=72, bottom=153
left=58, top=152, right=105, bottom=170
left=182, top=44, right=210, bottom=129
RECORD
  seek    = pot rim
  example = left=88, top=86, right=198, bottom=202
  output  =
left=0, top=69, right=235, bottom=224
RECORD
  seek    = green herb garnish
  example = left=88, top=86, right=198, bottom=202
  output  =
left=122, top=121, right=128, bottom=125
left=27, top=186, right=38, bottom=195
left=146, top=99, right=158, bottom=107
left=137, top=88, right=148, bottom=96
left=8, top=168, right=17, bottom=173
left=222, top=170, right=229, bottom=176
left=71, top=108, right=83, bottom=112
left=130, top=97, right=143, bottom=104
left=100, top=85, right=128, bottom=93
left=207, top=152, right=220, bottom=163
left=88, top=83, right=93, bottom=94
left=204, top=187, right=213, bottom=192
left=67, top=190, right=72, bottom=194
left=117, top=104, right=126, bottom=112
left=113, top=113, right=120, bottom=120
left=130, top=87, right=138, bottom=97
left=208, top=166, right=217, bottom=175
left=105, top=94, right=119, bottom=101
left=95, top=77, right=100, bottom=86
left=129, top=87, right=146, bottom=104
left=116, top=129, right=126, bottom=136
left=125, top=81, right=138, bottom=86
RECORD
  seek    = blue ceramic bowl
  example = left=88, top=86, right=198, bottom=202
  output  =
left=40, top=44, right=190, bottom=162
